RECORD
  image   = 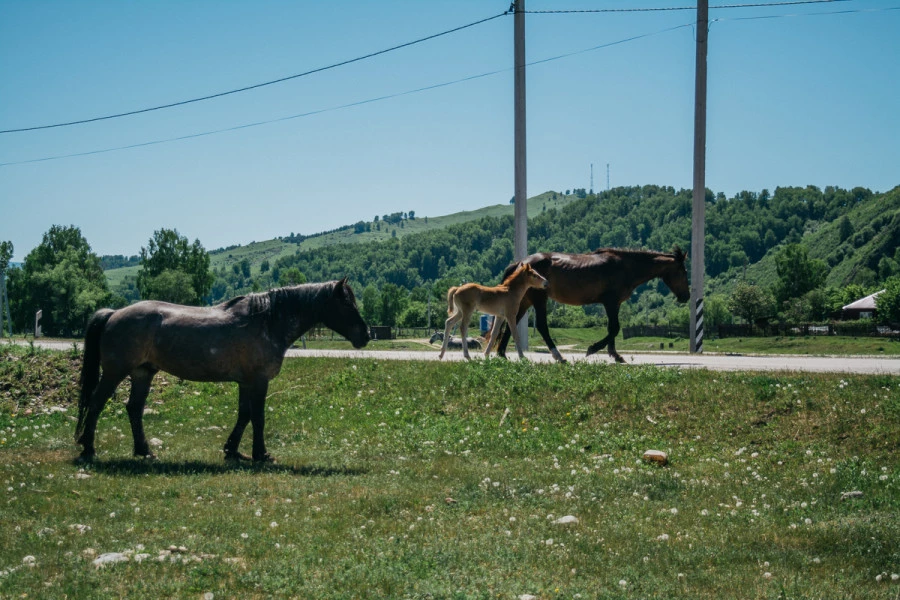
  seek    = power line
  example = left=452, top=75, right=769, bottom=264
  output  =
left=0, top=10, right=510, bottom=135
left=0, top=21, right=694, bottom=168
left=523, top=0, right=849, bottom=14
left=0, top=0, right=853, bottom=136
left=2, top=3, right=895, bottom=167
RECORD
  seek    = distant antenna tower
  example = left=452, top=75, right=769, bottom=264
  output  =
left=606, top=163, right=610, bottom=191
left=590, top=163, right=594, bottom=194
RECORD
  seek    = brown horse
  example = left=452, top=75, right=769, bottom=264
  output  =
left=496, top=247, right=689, bottom=363
left=439, top=263, right=549, bottom=360
left=75, top=279, right=369, bottom=463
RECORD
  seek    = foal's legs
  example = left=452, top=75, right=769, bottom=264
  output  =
left=76, top=373, right=125, bottom=461
left=126, top=367, right=157, bottom=458
left=439, top=301, right=464, bottom=359
left=497, top=294, right=533, bottom=359
left=224, top=381, right=273, bottom=462
left=483, top=317, right=504, bottom=358
left=459, top=314, right=472, bottom=360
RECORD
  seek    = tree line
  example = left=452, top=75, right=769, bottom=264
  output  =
left=3, top=184, right=899, bottom=337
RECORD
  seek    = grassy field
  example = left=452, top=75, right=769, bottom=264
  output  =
left=1, top=344, right=898, bottom=599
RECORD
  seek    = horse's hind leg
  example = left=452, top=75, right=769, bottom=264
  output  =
left=247, top=381, right=273, bottom=463
left=224, top=384, right=253, bottom=461
left=586, top=302, right=625, bottom=363
left=76, top=373, right=123, bottom=461
left=126, top=368, right=157, bottom=458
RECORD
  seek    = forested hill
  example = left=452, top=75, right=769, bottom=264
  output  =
left=263, top=184, right=898, bottom=293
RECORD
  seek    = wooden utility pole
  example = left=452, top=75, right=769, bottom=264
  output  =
left=514, top=0, right=529, bottom=349
left=689, top=0, right=708, bottom=354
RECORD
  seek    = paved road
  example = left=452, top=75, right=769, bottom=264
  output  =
left=283, top=348, right=900, bottom=375
left=12, top=340, right=899, bottom=375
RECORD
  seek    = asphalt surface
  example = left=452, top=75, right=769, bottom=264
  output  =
left=17, top=339, right=898, bottom=375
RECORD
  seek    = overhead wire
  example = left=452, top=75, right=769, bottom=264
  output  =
left=0, top=0, right=852, bottom=135
left=522, top=0, right=850, bottom=13
left=0, top=10, right=510, bottom=135
left=0, top=21, right=697, bottom=167
left=1, top=2, right=896, bottom=167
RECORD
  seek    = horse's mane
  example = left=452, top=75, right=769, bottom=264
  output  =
left=221, top=282, right=338, bottom=319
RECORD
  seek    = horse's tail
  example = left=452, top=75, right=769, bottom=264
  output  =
left=76, top=308, right=114, bottom=441
left=446, top=287, right=459, bottom=316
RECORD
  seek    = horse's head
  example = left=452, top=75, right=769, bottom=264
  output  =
left=663, top=246, right=690, bottom=303
left=323, top=278, right=370, bottom=348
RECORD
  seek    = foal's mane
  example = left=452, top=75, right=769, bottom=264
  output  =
left=501, top=262, right=529, bottom=286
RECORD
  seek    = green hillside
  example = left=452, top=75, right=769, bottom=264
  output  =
left=105, top=191, right=574, bottom=283
left=102, top=184, right=900, bottom=329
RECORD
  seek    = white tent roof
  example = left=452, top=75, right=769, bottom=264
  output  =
left=842, top=290, right=885, bottom=311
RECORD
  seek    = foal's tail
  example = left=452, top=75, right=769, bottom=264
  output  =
left=75, top=308, right=114, bottom=441
left=446, top=286, right=459, bottom=316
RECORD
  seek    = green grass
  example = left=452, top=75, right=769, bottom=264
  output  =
left=1, top=345, right=898, bottom=598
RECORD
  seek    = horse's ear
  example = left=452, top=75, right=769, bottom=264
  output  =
left=334, top=278, right=348, bottom=297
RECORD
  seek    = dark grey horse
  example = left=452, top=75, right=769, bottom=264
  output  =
left=76, top=279, right=369, bottom=463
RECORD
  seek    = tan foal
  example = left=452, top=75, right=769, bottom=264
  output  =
left=439, top=263, right=549, bottom=360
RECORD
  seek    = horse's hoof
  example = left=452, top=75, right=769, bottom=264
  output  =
left=224, top=451, right=252, bottom=462
left=253, top=453, right=276, bottom=464
left=75, top=452, right=95, bottom=464
left=613, top=354, right=626, bottom=364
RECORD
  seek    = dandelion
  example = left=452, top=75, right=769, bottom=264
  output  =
left=763, top=572, right=772, bottom=579
left=270, top=521, right=278, bottom=528
left=240, top=533, right=248, bottom=539
left=618, top=580, right=627, bottom=587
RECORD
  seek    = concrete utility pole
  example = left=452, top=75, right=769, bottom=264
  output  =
left=514, top=0, right=529, bottom=349
left=689, top=0, right=708, bottom=354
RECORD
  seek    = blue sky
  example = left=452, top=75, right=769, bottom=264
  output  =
left=1, top=0, right=898, bottom=262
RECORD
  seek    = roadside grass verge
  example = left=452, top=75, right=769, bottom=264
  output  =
left=1, top=346, right=898, bottom=598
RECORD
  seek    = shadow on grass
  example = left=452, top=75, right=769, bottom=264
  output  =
left=74, top=457, right=367, bottom=478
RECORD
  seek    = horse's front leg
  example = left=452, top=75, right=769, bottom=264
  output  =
left=224, top=384, right=254, bottom=461
left=126, top=369, right=157, bottom=458
left=531, top=294, right=564, bottom=363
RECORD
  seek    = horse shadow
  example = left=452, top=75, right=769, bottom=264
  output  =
left=76, top=457, right=368, bottom=478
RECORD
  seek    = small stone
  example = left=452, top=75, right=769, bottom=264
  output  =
left=552, top=515, right=579, bottom=525
left=643, top=450, right=669, bottom=466
left=92, top=552, right=129, bottom=568
left=840, top=491, right=864, bottom=501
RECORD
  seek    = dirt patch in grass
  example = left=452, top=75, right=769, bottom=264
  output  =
left=0, top=345, right=81, bottom=415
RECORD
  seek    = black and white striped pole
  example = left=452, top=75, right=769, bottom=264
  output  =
left=689, top=0, right=708, bottom=355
